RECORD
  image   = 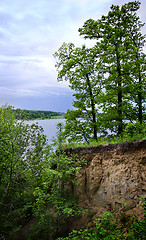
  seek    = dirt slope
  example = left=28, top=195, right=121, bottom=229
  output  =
left=65, top=140, right=146, bottom=230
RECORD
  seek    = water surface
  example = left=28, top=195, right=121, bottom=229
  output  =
left=26, top=119, right=65, bottom=144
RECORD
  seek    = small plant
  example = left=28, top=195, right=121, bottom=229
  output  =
left=118, top=203, right=130, bottom=226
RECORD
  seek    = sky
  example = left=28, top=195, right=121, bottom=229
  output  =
left=0, top=0, right=145, bottom=112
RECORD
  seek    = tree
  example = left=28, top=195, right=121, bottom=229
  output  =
left=54, top=43, right=103, bottom=142
left=120, top=2, right=146, bottom=124
left=79, top=0, right=145, bottom=135
left=0, top=105, right=50, bottom=238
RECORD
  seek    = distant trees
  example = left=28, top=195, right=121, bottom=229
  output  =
left=54, top=0, right=145, bottom=142
left=13, top=108, right=64, bottom=120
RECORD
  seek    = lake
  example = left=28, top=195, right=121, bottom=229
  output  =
left=26, top=119, right=65, bottom=144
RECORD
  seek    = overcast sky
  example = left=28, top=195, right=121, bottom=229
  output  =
left=0, top=0, right=145, bottom=112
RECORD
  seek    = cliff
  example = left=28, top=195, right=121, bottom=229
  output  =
left=14, top=140, right=146, bottom=239
left=65, top=140, right=146, bottom=230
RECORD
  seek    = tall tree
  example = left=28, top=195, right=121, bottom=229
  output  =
left=79, top=0, right=145, bottom=135
left=120, top=1, right=146, bottom=123
left=54, top=43, right=103, bottom=142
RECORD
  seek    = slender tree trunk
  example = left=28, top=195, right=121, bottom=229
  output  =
left=136, top=52, right=143, bottom=124
left=115, top=45, right=123, bottom=135
left=129, top=36, right=143, bottom=123
left=138, top=73, right=142, bottom=124
left=86, top=74, right=97, bottom=140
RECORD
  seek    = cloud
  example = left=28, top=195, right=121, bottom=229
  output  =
left=0, top=0, right=145, bottom=111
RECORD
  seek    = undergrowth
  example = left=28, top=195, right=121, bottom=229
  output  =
left=62, top=122, right=146, bottom=149
left=57, top=197, right=146, bottom=240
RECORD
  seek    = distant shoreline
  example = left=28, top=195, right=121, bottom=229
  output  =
left=25, top=116, right=65, bottom=120
left=13, top=108, right=65, bottom=120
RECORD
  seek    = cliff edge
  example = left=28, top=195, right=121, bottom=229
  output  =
left=65, top=140, right=146, bottom=230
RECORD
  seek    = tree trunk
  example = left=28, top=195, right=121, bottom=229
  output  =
left=138, top=74, right=142, bottom=124
left=115, top=45, right=123, bottom=135
left=136, top=52, right=143, bottom=124
left=86, top=74, right=97, bottom=141
left=130, top=37, right=143, bottom=124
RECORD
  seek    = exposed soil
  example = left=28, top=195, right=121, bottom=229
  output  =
left=65, top=140, right=146, bottom=232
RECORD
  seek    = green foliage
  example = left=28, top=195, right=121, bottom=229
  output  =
left=126, top=197, right=146, bottom=239
left=28, top=150, right=86, bottom=239
left=0, top=105, right=51, bottom=239
left=60, top=120, right=146, bottom=150
left=63, top=109, right=93, bottom=144
left=1, top=1, right=146, bottom=238
left=57, top=198, right=146, bottom=239
left=54, top=0, right=145, bottom=142
left=54, top=43, right=103, bottom=142
left=57, top=212, right=123, bottom=240
left=58, top=228, right=93, bottom=240
left=0, top=105, right=145, bottom=239
left=79, top=0, right=145, bottom=135
left=0, top=105, right=86, bottom=239
left=123, top=121, right=146, bottom=140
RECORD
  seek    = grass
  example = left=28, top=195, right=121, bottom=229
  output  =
left=62, top=131, right=146, bottom=149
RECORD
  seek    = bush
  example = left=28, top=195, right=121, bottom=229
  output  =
left=123, top=121, right=146, bottom=141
